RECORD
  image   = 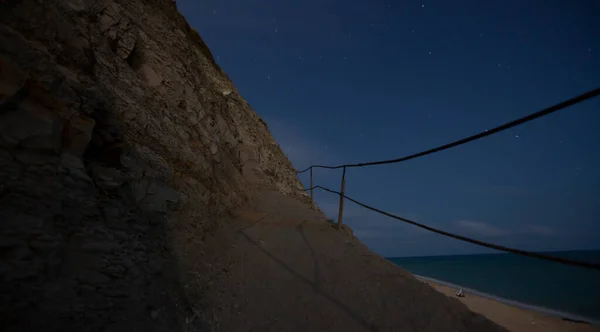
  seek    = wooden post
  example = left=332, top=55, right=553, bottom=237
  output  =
left=336, top=166, right=347, bottom=230
left=310, top=167, right=314, bottom=201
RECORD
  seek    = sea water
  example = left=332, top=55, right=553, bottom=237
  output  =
left=387, top=250, right=600, bottom=324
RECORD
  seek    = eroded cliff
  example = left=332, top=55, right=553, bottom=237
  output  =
left=0, top=0, right=310, bottom=330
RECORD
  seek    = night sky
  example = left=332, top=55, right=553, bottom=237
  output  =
left=177, top=0, right=600, bottom=257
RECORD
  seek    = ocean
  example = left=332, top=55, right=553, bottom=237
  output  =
left=387, top=250, right=600, bottom=324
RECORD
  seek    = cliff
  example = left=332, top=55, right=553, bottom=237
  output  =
left=0, top=1, right=507, bottom=332
left=0, top=0, right=309, bottom=330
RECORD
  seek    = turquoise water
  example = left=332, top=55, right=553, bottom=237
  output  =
left=387, top=250, right=600, bottom=323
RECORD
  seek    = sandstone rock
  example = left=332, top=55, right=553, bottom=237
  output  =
left=13, top=151, right=54, bottom=165
left=8, top=259, right=41, bottom=280
left=4, top=213, right=44, bottom=230
left=59, top=0, right=87, bottom=12
left=188, top=113, right=198, bottom=125
left=209, top=143, right=218, bottom=155
left=61, top=152, right=92, bottom=182
left=103, top=288, right=128, bottom=298
left=61, top=152, right=84, bottom=169
left=131, top=178, right=150, bottom=203
left=29, top=239, right=60, bottom=250
left=140, top=181, right=179, bottom=213
left=81, top=242, right=122, bottom=253
left=0, top=104, right=63, bottom=150
left=78, top=270, right=110, bottom=285
left=104, top=264, right=125, bottom=277
left=0, top=235, right=23, bottom=248
left=148, top=260, right=163, bottom=275
left=102, top=205, right=122, bottom=222
left=0, top=57, right=27, bottom=100
left=150, top=308, right=161, bottom=320
left=62, top=114, right=95, bottom=157
left=141, top=64, right=162, bottom=87
left=92, top=164, right=127, bottom=190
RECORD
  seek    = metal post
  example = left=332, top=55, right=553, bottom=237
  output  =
left=336, top=166, right=346, bottom=230
left=310, top=167, right=314, bottom=201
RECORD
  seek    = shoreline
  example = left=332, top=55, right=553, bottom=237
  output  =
left=417, top=275, right=600, bottom=332
left=415, top=275, right=598, bottom=325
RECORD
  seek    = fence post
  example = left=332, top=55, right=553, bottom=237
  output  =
left=310, top=167, right=314, bottom=201
left=336, top=166, right=347, bottom=230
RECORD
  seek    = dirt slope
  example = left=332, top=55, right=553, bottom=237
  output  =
left=189, top=190, right=507, bottom=332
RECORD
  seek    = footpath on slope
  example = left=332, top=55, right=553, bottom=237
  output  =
left=187, top=190, right=507, bottom=332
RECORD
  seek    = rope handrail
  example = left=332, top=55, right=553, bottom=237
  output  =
left=307, top=185, right=600, bottom=271
left=297, top=88, right=600, bottom=173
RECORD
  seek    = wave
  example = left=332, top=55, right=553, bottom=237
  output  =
left=415, top=274, right=600, bottom=326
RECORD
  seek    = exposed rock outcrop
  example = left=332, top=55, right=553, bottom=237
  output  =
left=0, top=0, right=309, bottom=330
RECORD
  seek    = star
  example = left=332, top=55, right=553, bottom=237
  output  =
left=421, top=4, right=425, bottom=8
left=428, top=51, right=432, bottom=55
left=216, top=55, right=220, bottom=60
left=267, top=75, right=271, bottom=80
left=275, top=28, right=279, bottom=33
left=299, top=55, right=303, bottom=60
left=515, top=135, right=519, bottom=138
left=212, top=9, right=217, bottom=15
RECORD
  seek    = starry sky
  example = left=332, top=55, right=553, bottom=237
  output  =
left=177, top=0, right=600, bottom=257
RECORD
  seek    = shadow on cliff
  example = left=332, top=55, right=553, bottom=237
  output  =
left=0, top=86, right=210, bottom=331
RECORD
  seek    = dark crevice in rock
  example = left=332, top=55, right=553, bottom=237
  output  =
left=0, top=80, right=30, bottom=115
left=125, top=38, right=144, bottom=71
left=108, top=38, right=119, bottom=54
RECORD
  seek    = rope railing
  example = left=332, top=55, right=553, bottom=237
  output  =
left=307, top=185, right=600, bottom=271
left=297, top=88, right=600, bottom=174
left=296, top=87, right=600, bottom=269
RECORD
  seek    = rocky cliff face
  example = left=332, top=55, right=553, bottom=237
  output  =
left=0, top=0, right=309, bottom=330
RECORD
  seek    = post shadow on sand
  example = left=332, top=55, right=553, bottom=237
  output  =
left=237, top=221, right=379, bottom=332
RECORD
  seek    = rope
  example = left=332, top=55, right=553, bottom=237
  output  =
left=297, top=88, right=600, bottom=173
left=308, top=185, right=600, bottom=271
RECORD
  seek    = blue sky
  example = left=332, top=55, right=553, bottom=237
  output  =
left=177, top=0, right=600, bottom=257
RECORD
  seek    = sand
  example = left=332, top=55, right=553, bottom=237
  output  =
left=186, top=189, right=506, bottom=331
left=422, top=279, right=600, bottom=332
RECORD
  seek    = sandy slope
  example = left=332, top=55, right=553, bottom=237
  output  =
left=186, top=190, right=506, bottom=332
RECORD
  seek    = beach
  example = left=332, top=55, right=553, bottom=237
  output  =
left=421, top=279, right=600, bottom=332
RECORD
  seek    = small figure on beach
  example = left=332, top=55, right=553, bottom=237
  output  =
left=455, top=288, right=466, bottom=298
